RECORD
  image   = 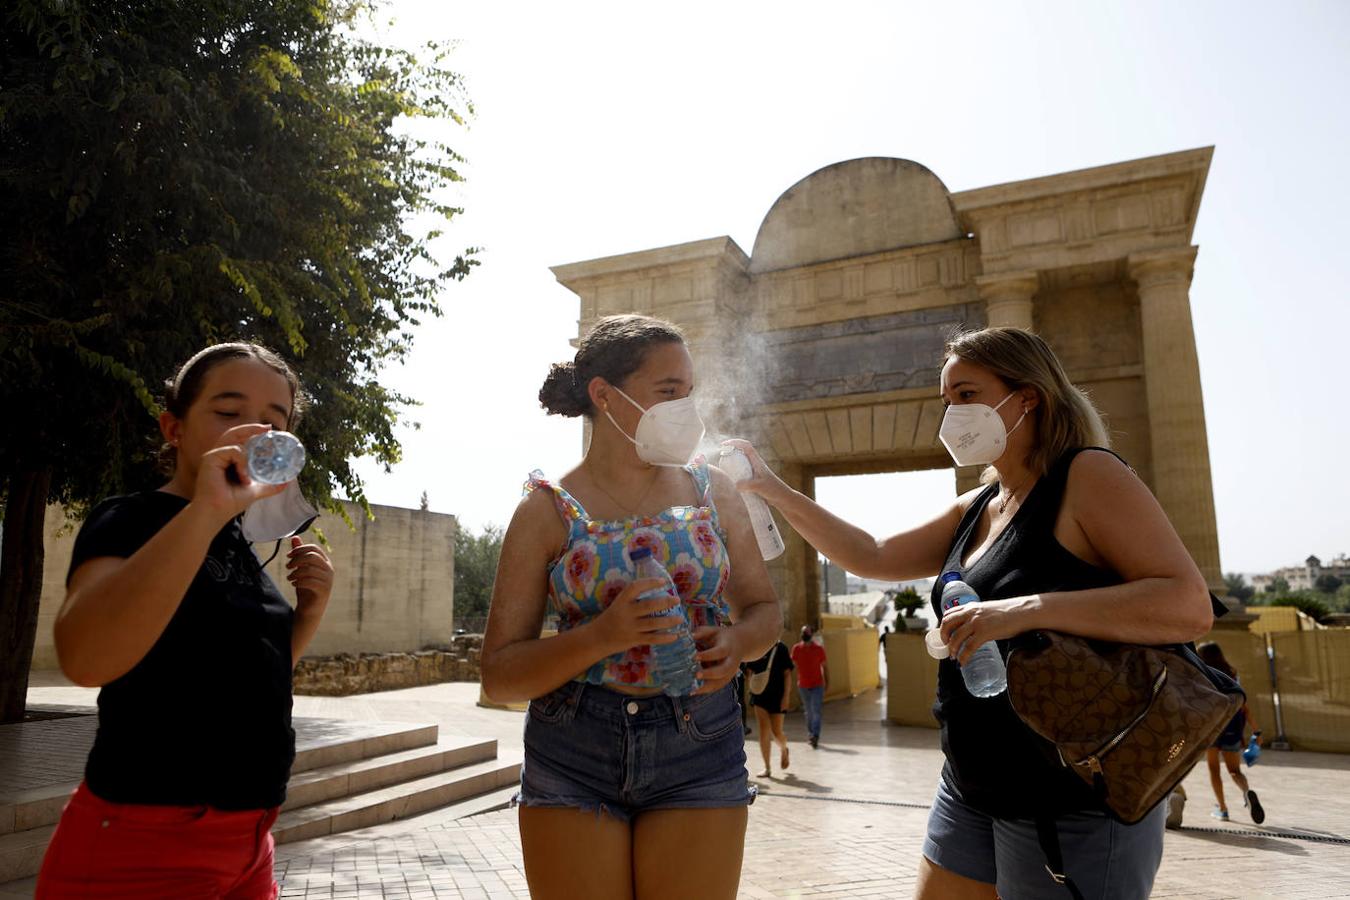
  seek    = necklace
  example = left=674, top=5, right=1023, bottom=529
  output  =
left=584, top=461, right=660, bottom=516
left=997, top=475, right=1033, bottom=514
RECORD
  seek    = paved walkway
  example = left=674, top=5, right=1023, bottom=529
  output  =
left=7, top=675, right=1350, bottom=898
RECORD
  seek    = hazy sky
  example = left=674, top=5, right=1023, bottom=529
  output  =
left=349, top=1, right=1350, bottom=575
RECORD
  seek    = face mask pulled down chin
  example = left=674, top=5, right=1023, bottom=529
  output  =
left=241, top=480, right=319, bottom=543
left=604, top=386, right=705, bottom=467
left=938, top=392, right=1027, bottom=468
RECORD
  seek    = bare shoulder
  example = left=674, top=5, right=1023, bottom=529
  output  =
left=1066, top=448, right=1139, bottom=493
left=510, top=486, right=568, bottom=546
left=954, top=484, right=989, bottom=516
left=706, top=462, right=737, bottom=496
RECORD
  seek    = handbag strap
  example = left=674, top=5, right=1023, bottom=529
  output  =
left=1035, top=817, right=1087, bottom=900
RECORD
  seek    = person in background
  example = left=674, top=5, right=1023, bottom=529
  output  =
left=1198, top=642, right=1265, bottom=824
left=790, top=626, right=828, bottom=748
left=745, top=639, right=794, bottom=778
left=37, top=343, right=333, bottom=899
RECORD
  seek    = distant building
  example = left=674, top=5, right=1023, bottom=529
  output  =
left=1252, top=554, right=1350, bottom=593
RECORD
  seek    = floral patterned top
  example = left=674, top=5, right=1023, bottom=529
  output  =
left=525, top=457, right=733, bottom=689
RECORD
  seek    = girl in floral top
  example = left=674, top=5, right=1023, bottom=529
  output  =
left=482, top=314, right=782, bottom=900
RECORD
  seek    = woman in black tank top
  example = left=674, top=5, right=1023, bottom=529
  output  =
left=726, top=327, right=1214, bottom=900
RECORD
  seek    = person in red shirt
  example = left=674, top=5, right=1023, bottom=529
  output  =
left=790, top=626, right=828, bottom=748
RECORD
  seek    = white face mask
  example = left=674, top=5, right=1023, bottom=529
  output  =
left=604, top=385, right=706, bottom=467
left=938, top=392, right=1028, bottom=467
left=241, top=480, right=319, bottom=543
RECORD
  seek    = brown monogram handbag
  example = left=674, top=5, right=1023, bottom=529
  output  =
left=1006, top=628, right=1245, bottom=825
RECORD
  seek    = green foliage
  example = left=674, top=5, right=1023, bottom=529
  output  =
left=1314, top=574, right=1343, bottom=594
left=0, top=0, right=476, bottom=516
left=453, top=523, right=502, bottom=623
left=1263, top=576, right=1290, bottom=594
left=891, top=586, right=923, bottom=617
left=1248, top=590, right=1339, bottom=621
left=1223, top=572, right=1255, bottom=603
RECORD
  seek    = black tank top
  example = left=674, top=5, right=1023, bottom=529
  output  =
left=929, top=447, right=1122, bottom=818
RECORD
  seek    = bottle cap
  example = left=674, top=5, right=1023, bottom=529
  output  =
left=940, top=572, right=962, bottom=584
left=630, top=547, right=653, bottom=561
left=925, top=628, right=950, bottom=659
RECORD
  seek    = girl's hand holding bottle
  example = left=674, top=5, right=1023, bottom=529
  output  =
left=192, top=424, right=290, bottom=524
left=590, top=577, right=683, bottom=656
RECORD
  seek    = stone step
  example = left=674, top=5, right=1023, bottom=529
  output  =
left=0, top=719, right=440, bottom=838
left=282, top=737, right=498, bottom=811
left=272, top=756, right=522, bottom=845
left=0, top=824, right=53, bottom=885
left=291, top=720, right=439, bottom=774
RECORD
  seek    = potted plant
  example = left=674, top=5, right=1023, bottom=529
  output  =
left=891, top=587, right=927, bottom=631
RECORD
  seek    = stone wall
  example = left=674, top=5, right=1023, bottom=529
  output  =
left=30, top=498, right=456, bottom=671
left=293, top=634, right=483, bottom=696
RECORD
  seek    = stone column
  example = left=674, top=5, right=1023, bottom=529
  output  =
left=976, top=271, right=1039, bottom=329
left=760, top=460, right=809, bottom=643
left=1128, top=247, right=1223, bottom=589
left=954, top=465, right=983, bottom=495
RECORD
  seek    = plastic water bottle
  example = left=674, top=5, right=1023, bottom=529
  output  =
left=245, top=431, right=306, bottom=484
left=1243, top=735, right=1261, bottom=766
left=717, top=447, right=786, bottom=561
left=630, top=546, right=701, bottom=696
left=939, top=573, right=1006, bottom=698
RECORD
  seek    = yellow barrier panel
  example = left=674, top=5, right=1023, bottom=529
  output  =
left=884, top=633, right=939, bottom=729
left=1271, top=629, right=1350, bottom=753
left=818, top=628, right=882, bottom=702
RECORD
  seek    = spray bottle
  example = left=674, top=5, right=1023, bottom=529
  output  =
left=717, top=447, right=785, bottom=561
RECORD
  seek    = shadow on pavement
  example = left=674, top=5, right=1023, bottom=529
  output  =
left=1174, top=828, right=1312, bottom=857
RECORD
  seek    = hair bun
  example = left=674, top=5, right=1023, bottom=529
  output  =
left=538, top=361, right=587, bottom=417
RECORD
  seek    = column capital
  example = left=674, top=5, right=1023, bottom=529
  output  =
left=974, top=270, right=1040, bottom=302
left=1128, top=246, right=1198, bottom=291
left=976, top=270, right=1038, bottom=329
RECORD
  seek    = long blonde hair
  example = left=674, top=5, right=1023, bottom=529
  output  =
left=944, top=327, right=1109, bottom=479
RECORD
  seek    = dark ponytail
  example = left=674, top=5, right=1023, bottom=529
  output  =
left=538, top=361, right=588, bottom=417
left=539, top=315, right=685, bottom=418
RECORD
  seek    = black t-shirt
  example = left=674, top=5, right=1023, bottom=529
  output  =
left=929, top=449, right=1120, bottom=819
left=67, top=490, right=296, bottom=810
left=746, top=641, right=795, bottom=711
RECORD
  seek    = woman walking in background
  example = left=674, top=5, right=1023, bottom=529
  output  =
left=481, top=314, right=782, bottom=900
left=1198, top=642, right=1265, bottom=824
left=37, top=343, right=333, bottom=899
left=745, top=639, right=794, bottom=778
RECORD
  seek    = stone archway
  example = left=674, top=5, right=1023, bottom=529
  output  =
left=552, top=148, right=1221, bottom=632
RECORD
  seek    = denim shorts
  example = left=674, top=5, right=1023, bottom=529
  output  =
left=922, top=778, right=1165, bottom=900
left=516, top=680, right=755, bottom=823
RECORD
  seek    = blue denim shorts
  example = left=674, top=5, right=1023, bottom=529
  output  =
left=922, top=778, right=1165, bottom=900
left=516, top=680, right=755, bottom=823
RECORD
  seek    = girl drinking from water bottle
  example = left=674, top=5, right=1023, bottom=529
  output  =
left=481, top=314, right=782, bottom=900
left=36, top=343, right=333, bottom=899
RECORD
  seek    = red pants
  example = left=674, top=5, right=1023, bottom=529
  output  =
left=35, top=782, right=279, bottom=899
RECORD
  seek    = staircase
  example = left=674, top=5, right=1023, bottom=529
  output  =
left=0, top=716, right=520, bottom=883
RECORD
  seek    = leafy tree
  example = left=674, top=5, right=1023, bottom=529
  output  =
left=1223, top=572, right=1255, bottom=603
left=1264, top=576, right=1290, bottom=595
left=453, top=523, right=503, bottom=627
left=1314, top=574, right=1343, bottom=595
left=0, top=1, right=474, bottom=721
